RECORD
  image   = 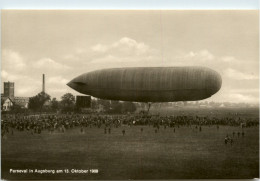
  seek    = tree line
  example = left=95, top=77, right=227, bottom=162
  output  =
left=8, top=92, right=136, bottom=114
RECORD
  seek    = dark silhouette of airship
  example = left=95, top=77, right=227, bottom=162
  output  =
left=67, top=66, right=221, bottom=102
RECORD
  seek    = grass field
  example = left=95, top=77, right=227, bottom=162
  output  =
left=1, top=124, right=259, bottom=179
left=149, top=106, right=259, bottom=118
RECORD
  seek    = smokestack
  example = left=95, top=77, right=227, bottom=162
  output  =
left=42, top=74, right=45, bottom=93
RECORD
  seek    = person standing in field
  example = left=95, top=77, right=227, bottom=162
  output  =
left=225, top=137, right=228, bottom=145
left=230, top=138, right=233, bottom=145
left=80, top=126, right=84, bottom=134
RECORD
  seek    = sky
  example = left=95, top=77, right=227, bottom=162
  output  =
left=1, top=10, right=259, bottom=103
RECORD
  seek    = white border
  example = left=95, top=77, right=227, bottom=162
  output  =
left=0, top=0, right=259, bottom=9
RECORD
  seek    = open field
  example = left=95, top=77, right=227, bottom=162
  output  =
left=1, top=123, right=259, bottom=180
left=149, top=106, right=259, bottom=118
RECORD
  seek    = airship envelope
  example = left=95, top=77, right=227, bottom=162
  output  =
left=67, top=66, right=222, bottom=102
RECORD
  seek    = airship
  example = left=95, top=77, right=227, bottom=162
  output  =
left=67, top=66, right=222, bottom=103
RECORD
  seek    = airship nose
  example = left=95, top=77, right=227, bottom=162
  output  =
left=67, top=80, right=75, bottom=89
left=67, top=75, right=88, bottom=93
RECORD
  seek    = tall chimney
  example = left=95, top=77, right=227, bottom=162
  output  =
left=42, top=74, right=45, bottom=93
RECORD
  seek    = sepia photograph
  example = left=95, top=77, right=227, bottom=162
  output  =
left=1, top=10, right=259, bottom=180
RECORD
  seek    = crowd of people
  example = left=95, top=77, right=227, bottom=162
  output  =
left=1, top=113, right=258, bottom=138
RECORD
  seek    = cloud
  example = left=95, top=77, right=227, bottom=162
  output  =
left=85, top=37, right=161, bottom=69
left=175, top=50, right=249, bottom=67
left=48, top=88, right=68, bottom=93
left=1, top=70, right=28, bottom=82
left=91, top=37, right=154, bottom=57
left=112, top=37, right=150, bottom=55
left=221, top=56, right=237, bottom=63
left=170, top=49, right=222, bottom=70
left=48, top=76, right=69, bottom=85
left=1, top=70, right=9, bottom=79
left=230, top=88, right=259, bottom=93
left=227, top=93, right=258, bottom=103
left=224, top=68, right=258, bottom=80
left=16, top=86, right=40, bottom=95
left=2, top=49, right=26, bottom=72
left=1, top=70, right=19, bottom=82
left=181, top=49, right=215, bottom=62
left=91, top=44, right=108, bottom=53
left=33, top=58, right=70, bottom=70
left=62, top=37, right=159, bottom=70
